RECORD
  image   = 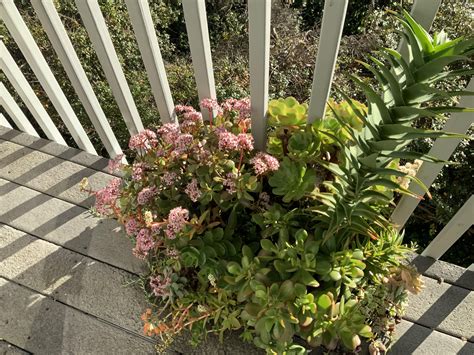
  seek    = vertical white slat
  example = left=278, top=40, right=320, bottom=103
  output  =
left=248, top=0, right=271, bottom=151
left=125, top=0, right=175, bottom=124
left=398, top=0, right=442, bottom=59
left=391, top=79, right=474, bottom=229
left=307, top=0, right=348, bottom=123
left=31, top=0, right=123, bottom=159
left=421, top=196, right=474, bottom=260
left=0, top=113, right=12, bottom=129
left=182, top=0, right=217, bottom=120
left=0, top=83, right=39, bottom=137
left=0, top=40, right=66, bottom=145
left=75, top=0, right=144, bottom=135
left=0, top=0, right=96, bottom=154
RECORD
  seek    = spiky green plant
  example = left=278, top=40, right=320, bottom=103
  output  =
left=313, top=9, right=473, bottom=245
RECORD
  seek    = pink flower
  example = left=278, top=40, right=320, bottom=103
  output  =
left=136, top=228, right=154, bottom=252
left=185, top=178, right=201, bottom=202
left=223, top=172, right=237, bottom=194
left=132, top=163, right=145, bottom=181
left=201, top=98, right=220, bottom=111
left=181, top=111, right=203, bottom=134
left=218, top=130, right=239, bottom=151
left=125, top=217, right=138, bottom=236
left=149, top=274, right=172, bottom=297
left=150, top=222, right=162, bottom=235
left=157, top=123, right=180, bottom=145
left=94, top=178, right=121, bottom=214
left=108, top=154, right=124, bottom=173
left=165, top=207, right=189, bottom=239
left=174, top=133, right=194, bottom=154
left=222, top=98, right=238, bottom=112
left=137, top=186, right=157, bottom=205
left=234, top=98, right=251, bottom=118
left=250, top=152, right=280, bottom=175
left=161, top=172, right=177, bottom=187
left=174, top=105, right=195, bottom=114
left=129, top=129, right=157, bottom=151
left=237, top=133, right=254, bottom=151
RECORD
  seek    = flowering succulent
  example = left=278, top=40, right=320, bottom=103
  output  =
left=83, top=11, right=473, bottom=355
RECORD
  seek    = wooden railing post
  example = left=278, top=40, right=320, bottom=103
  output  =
left=307, top=0, right=348, bottom=123
left=248, top=0, right=271, bottom=151
left=182, top=0, right=216, bottom=120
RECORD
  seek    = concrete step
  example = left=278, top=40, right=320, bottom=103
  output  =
left=391, top=320, right=474, bottom=355
left=0, top=178, right=143, bottom=274
left=0, top=224, right=147, bottom=335
left=0, top=277, right=160, bottom=355
left=0, top=139, right=113, bottom=208
left=405, top=276, right=474, bottom=341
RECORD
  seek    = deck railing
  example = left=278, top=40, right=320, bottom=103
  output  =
left=0, top=0, right=472, bottom=266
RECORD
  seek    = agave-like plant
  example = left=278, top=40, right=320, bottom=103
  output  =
left=314, top=9, right=473, bottom=245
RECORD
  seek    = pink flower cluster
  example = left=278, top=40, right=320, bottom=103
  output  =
left=174, top=105, right=195, bottom=114
left=223, top=172, right=237, bottom=194
left=129, top=129, right=157, bottom=151
left=222, top=98, right=251, bottom=118
left=137, top=228, right=154, bottom=251
left=94, top=178, right=121, bottom=214
left=218, top=130, right=254, bottom=152
left=157, top=123, right=180, bottom=145
left=161, top=172, right=177, bottom=187
left=174, top=133, right=194, bottom=155
left=108, top=154, right=124, bottom=173
left=165, top=207, right=189, bottom=239
left=125, top=217, right=138, bottom=236
left=137, top=186, right=157, bottom=205
left=250, top=152, right=280, bottom=175
left=132, top=163, right=146, bottom=181
left=185, top=179, right=201, bottom=202
left=181, top=111, right=203, bottom=134
left=237, top=133, right=254, bottom=151
left=218, top=130, right=239, bottom=151
left=149, top=274, right=172, bottom=297
left=201, top=98, right=220, bottom=111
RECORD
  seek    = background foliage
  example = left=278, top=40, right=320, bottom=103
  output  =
left=0, top=0, right=472, bottom=267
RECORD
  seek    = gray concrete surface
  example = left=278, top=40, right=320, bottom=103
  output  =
left=0, top=127, right=111, bottom=174
left=405, top=276, right=474, bottom=341
left=0, top=139, right=112, bottom=208
left=0, top=127, right=472, bottom=354
left=0, top=224, right=147, bottom=334
left=0, top=178, right=143, bottom=274
left=391, top=320, right=474, bottom=355
left=0, top=278, right=158, bottom=355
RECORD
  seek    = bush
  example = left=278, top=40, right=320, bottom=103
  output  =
left=83, top=12, right=472, bottom=353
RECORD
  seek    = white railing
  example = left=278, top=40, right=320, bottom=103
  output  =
left=0, top=0, right=472, bottom=263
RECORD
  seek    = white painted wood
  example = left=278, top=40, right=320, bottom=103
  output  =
left=398, top=0, right=441, bottom=60
left=0, top=83, right=39, bottom=137
left=0, top=41, right=66, bottom=145
left=0, top=113, right=12, bottom=129
left=0, top=0, right=96, bottom=154
left=307, top=0, right=348, bottom=123
left=421, top=196, right=474, bottom=260
left=75, top=0, right=144, bottom=135
left=391, top=79, right=474, bottom=229
left=125, top=0, right=175, bottom=124
left=31, top=0, right=123, bottom=159
left=182, top=0, right=216, bottom=120
left=248, top=0, right=271, bottom=151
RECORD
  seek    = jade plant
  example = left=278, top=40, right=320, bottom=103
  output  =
left=83, top=10, right=472, bottom=355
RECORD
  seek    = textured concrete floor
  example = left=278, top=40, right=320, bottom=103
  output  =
left=0, top=127, right=472, bottom=355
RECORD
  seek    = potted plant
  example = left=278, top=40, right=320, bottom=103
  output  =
left=82, top=10, right=472, bottom=355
